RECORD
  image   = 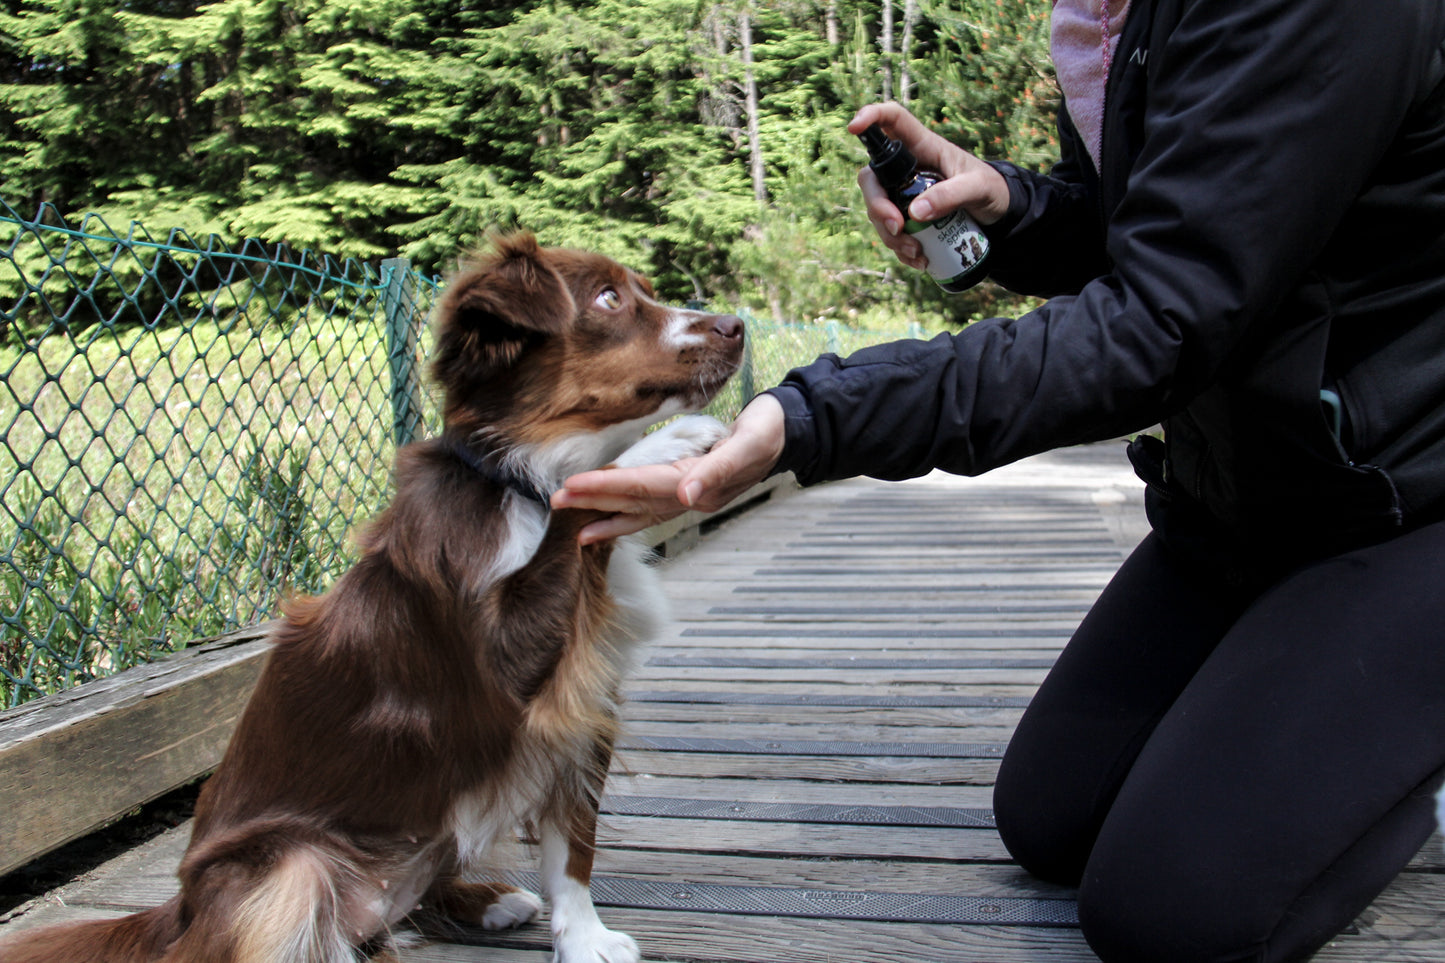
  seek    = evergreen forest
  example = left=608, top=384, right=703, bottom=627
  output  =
left=1, top=0, right=1059, bottom=327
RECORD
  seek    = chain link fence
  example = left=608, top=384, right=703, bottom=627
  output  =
left=0, top=200, right=911, bottom=708
left=0, top=200, right=444, bottom=707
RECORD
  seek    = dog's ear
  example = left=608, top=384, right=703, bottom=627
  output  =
left=433, top=233, right=576, bottom=378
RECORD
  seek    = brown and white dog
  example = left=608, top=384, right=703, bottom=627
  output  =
left=0, top=234, right=744, bottom=963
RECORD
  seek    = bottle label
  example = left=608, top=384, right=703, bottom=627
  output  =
left=906, top=209, right=989, bottom=283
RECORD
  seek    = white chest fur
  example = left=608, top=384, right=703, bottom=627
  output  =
left=447, top=416, right=725, bottom=869
left=475, top=497, right=666, bottom=649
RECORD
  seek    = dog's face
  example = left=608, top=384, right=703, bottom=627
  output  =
left=431, top=234, right=744, bottom=453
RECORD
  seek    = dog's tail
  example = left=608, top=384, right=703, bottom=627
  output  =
left=0, top=832, right=370, bottom=963
left=0, top=897, right=184, bottom=963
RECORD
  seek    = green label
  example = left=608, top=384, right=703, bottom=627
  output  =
left=906, top=210, right=989, bottom=283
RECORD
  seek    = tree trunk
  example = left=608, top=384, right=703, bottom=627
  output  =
left=899, top=0, right=918, bottom=105
left=880, top=0, right=894, bottom=102
left=700, top=3, right=742, bottom=144
left=739, top=6, right=766, bottom=205
left=825, top=0, right=838, bottom=46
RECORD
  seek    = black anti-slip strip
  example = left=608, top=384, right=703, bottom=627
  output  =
left=788, top=539, right=1107, bottom=550
left=751, top=564, right=1117, bottom=575
left=625, top=691, right=1031, bottom=708
left=647, top=655, right=1058, bottom=670
left=705, top=603, right=1090, bottom=615
left=616, top=735, right=1005, bottom=759
left=504, top=872, right=1079, bottom=927
left=601, top=795, right=996, bottom=829
left=733, top=584, right=1107, bottom=595
left=676, top=621, right=1075, bottom=636
left=816, top=525, right=1103, bottom=535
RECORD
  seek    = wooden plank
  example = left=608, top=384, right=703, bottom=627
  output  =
left=621, top=719, right=1017, bottom=744
left=661, top=607, right=1093, bottom=625
left=400, top=912, right=1108, bottom=963
left=646, top=634, right=1071, bottom=652
left=623, top=679, right=1041, bottom=698
left=400, top=949, right=553, bottom=963
left=628, top=667, right=1050, bottom=686
left=590, top=849, right=1074, bottom=898
left=610, top=750, right=1001, bottom=785
left=405, top=905, right=1444, bottom=963
left=1363, top=872, right=1445, bottom=942
left=602, top=774, right=998, bottom=808
left=0, top=626, right=270, bottom=878
left=619, top=701, right=1027, bottom=728
left=662, top=620, right=1079, bottom=632
left=400, top=949, right=552, bottom=963
left=642, top=645, right=1060, bottom=661
left=0, top=905, right=128, bottom=939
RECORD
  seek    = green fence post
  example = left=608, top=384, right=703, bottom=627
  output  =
left=382, top=257, right=423, bottom=447
left=739, top=310, right=756, bottom=402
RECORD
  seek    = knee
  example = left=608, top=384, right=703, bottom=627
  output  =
left=1077, top=851, right=1268, bottom=963
left=992, top=753, right=1094, bottom=886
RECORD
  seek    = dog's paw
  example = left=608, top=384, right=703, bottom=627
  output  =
left=553, top=925, right=641, bottom=963
left=613, top=415, right=729, bottom=469
left=484, top=888, right=543, bottom=930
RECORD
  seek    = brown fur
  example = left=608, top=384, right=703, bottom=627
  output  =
left=0, top=234, right=743, bottom=963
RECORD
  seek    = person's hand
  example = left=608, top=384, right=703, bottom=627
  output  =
left=551, top=393, right=787, bottom=545
left=849, top=102, right=1010, bottom=272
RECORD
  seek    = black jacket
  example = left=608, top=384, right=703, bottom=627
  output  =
left=770, top=0, right=1445, bottom=573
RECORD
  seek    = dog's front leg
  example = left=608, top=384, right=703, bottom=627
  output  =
left=539, top=762, right=639, bottom=963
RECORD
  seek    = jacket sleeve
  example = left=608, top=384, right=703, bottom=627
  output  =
left=769, top=0, right=1443, bottom=487
left=979, top=105, right=1111, bottom=298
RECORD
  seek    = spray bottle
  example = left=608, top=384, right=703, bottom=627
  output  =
left=859, top=123, right=990, bottom=293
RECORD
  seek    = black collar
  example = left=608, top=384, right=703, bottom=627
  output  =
left=442, top=436, right=552, bottom=508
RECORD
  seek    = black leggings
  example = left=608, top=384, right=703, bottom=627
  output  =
left=993, top=520, right=1445, bottom=963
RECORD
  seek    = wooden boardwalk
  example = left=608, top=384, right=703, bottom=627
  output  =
left=3, top=443, right=1442, bottom=961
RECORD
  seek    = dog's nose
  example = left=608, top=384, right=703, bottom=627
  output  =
left=712, top=314, right=744, bottom=341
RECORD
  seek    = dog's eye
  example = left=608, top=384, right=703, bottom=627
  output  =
left=594, top=288, right=621, bottom=310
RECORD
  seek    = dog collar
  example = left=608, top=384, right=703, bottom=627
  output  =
left=443, top=437, right=552, bottom=508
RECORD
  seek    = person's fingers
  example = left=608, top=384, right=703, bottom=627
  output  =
left=849, top=102, right=963, bottom=178
left=848, top=101, right=937, bottom=153
left=556, top=458, right=704, bottom=544
left=908, top=165, right=1010, bottom=226
left=552, top=463, right=685, bottom=512
left=858, top=167, right=926, bottom=269
left=576, top=511, right=661, bottom=545
left=858, top=166, right=902, bottom=238
left=850, top=101, right=1010, bottom=228
left=556, top=396, right=786, bottom=545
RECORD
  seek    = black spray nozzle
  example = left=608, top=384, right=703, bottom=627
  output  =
left=859, top=122, right=916, bottom=186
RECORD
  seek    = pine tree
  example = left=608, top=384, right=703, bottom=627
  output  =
left=0, top=0, right=1059, bottom=323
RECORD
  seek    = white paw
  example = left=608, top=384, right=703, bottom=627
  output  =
left=483, top=888, right=543, bottom=930
left=613, top=415, right=730, bottom=469
left=553, top=923, right=641, bottom=963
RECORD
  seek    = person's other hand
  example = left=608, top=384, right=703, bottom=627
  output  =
left=849, top=101, right=1010, bottom=272
left=552, top=393, right=787, bottom=545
